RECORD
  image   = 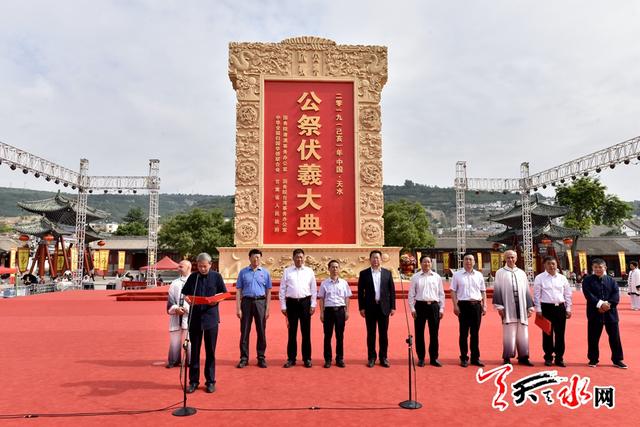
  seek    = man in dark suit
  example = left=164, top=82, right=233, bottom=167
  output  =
left=181, top=252, right=228, bottom=393
left=582, top=258, right=627, bottom=369
left=358, top=250, right=396, bottom=367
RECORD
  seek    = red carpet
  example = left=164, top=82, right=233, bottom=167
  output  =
left=0, top=289, right=639, bottom=426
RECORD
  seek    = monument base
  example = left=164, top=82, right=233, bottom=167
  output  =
left=217, top=246, right=402, bottom=282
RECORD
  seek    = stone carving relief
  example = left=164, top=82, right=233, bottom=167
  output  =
left=229, top=37, right=387, bottom=247
left=236, top=130, right=259, bottom=158
left=235, top=188, right=259, bottom=215
left=361, top=162, right=382, bottom=187
left=360, top=106, right=381, bottom=131
left=236, top=160, right=258, bottom=184
left=236, top=218, right=258, bottom=242
left=361, top=220, right=383, bottom=244
left=359, top=132, right=382, bottom=160
left=360, top=190, right=384, bottom=216
left=237, top=104, right=259, bottom=128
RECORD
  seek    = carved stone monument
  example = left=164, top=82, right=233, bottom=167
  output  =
left=218, top=37, right=400, bottom=280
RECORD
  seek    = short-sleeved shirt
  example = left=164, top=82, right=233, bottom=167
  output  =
left=451, top=269, right=486, bottom=301
left=236, top=266, right=272, bottom=298
left=318, top=277, right=352, bottom=307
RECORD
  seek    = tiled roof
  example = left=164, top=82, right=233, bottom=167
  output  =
left=17, top=191, right=109, bottom=225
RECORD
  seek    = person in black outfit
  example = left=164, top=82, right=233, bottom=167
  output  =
left=181, top=252, right=228, bottom=393
left=582, top=258, right=627, bottom=369
left=358, top=250, right=396, bottom=368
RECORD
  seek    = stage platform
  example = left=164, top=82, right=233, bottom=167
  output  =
left=0, top=289, right=638, bottom=425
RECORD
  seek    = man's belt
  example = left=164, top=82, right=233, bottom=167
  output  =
left=416, top=300, right=439, bottom=305
left=459, top=300, right=481, bottom=305
left=286, top=296, right=311, bottom=301
left=324, top=306, right=345, bottom=311
left=243, top=296, right=266, bottom=300
left=541, top=302, right=565, bottom=307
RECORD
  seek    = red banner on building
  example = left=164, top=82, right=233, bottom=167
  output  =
left=263, top=80, right=356, bottom=244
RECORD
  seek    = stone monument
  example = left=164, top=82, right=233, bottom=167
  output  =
left=218, top=36, right=400, bottom=280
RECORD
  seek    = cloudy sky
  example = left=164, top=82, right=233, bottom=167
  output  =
left=1, top=0, right=639, bottom=200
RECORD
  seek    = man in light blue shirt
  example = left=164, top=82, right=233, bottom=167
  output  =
left=236, top=249, right=272, bottom=368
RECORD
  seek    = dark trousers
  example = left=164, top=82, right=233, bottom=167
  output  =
left=286, top=297, right=312, bottom=362
left=239, top=297, right=267, bottom=361
left=458, top=301, right=482, bottom=362
left=587, top=318, right=624, bottom=363
left=323, top=306, right=346, bottom=362
left=541, top=303, right=567, bottom=362
left=188, top=325, right=219, bottom=385
left=365, top=304, right=390, bottom=361
left=414, top=301, right=440, bottom=361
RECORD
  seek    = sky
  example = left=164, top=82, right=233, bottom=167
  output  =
left=1, top=0, right=640, bottom=200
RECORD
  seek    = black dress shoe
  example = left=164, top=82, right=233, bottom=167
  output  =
left=236, top=360, right=248, bottom=369
left=336, top=360, right=345, bottom=368
left=323, top=361, right=331, bottom=368
left=613, top=361, right=628, bottom=369
left=544, top=360, right=553, bottom=366
left=518, top=358, right=534, bottom=367
left=367, top=359, right=375, bottom=368
left=554, top=360, right=566, bottom=367
left=470, top=360, right=485, bottom=367
left=186, top=383, right=198, bottom=394
left=304, top=360, right=312, bottom=368
left=417, top=359, right=425, bottom=367
left=380, top=359, right=390, bottom=368
left=257, top=359, right=267, bottom=368
left=503, top=359, right=511, bottom=365
left=430, top=360, right=443, bottom=367
left=283, top=360, right=296, bottom=368
left=460, top=360, right=468, bottom=367
left=205, top=383, right=216, bottom=393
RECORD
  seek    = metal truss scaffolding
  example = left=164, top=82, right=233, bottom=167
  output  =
left=0, top=140, right=161, bottom=288
left=454, top=135, right=640, bottom=280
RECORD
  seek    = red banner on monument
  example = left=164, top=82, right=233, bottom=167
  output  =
left=263, top=80, right=355, bottom=244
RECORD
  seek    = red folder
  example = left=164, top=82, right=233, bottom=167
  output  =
left=186, top=292, right=232, bottom=305
left=535, top=313, right=552, bottom=336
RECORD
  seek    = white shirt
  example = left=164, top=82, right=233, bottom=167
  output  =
left=533, top=271, right=573, bottom=312
left=279, top=265, right=317, bottom=310
left=318, top=277, right=352, bottom=307
left=408, top=270, right=445, bottom=313
left=167, top=275, right=190, bottom=331
left=628, top=268, right=640, bottom=290
left=371, top=268, right=381, bottom=301
left=451, top=269, right=486, bottom=301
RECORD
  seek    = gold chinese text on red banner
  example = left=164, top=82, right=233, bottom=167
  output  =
left=264, top=81, right=355, bottom=244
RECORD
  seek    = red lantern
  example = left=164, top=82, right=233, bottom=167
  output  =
left=492, top=242, right=501, bottom=251
left=563, top=237, right=573, bottom=247
left=97, top=240, right=106, bottom=247
left=541, top=238, right=552, bottom=246
left=43, top=234, right=54, bottom=242
left=19, top=234, right=30, bottom=242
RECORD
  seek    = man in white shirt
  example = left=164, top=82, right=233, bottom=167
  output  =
left=409, top=256, right=445, bottom=367
left=166, top=260, right=192, bottom=368
left=628, top=261, right=640, bottom=310
left=279, top=248, right=317, bottom=368
left=533, top=256, right=573, bottom=367
left=318, top=260, right=352, bottom=368
left=450, top=254, right=487, bottom=367
left=493, top=250, right=534, bottom=366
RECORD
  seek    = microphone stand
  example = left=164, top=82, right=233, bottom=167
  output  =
left=173, top=275, right=199, bottom=417
left=398, top=270, right=422, bottom=410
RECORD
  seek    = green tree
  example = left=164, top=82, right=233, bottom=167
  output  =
left=555, top=177, right=632, bottom=235
left=158, top=208, right=233, bottom=258
left=114, top=207, right=148, bottom=236
left=556, top=177, right=632, bottom=272
left=383, top=200, right=436, bottom=251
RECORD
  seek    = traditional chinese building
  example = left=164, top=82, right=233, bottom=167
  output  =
left=12, top=192, right=109, bottom=278
left=487, top=196, right=580, bottom=273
